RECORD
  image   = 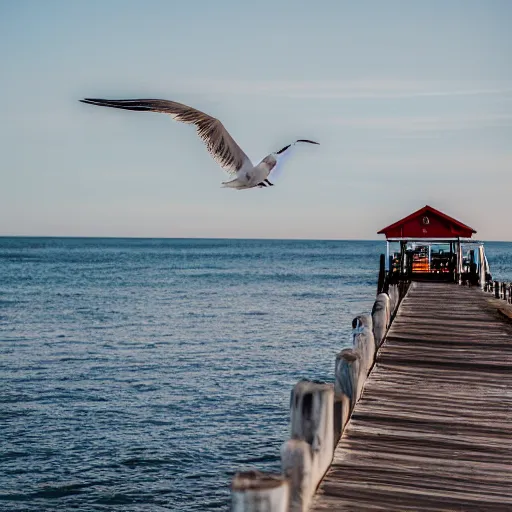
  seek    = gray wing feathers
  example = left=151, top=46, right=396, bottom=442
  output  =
left=80, top=98, right=252, bottom=175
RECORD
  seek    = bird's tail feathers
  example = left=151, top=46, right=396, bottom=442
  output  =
left=221, top=178, right=246, bottom=189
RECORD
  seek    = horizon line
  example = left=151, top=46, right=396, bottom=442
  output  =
left=0, top=235, right=510, bottom=243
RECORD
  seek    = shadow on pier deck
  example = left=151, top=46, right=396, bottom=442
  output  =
left=311, top=282, right=512, bottom=511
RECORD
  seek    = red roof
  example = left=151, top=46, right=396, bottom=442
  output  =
left=377, top=205, right=476, bottom=239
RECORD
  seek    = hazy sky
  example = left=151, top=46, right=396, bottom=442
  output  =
left=1, top=0, right=511, bottom=240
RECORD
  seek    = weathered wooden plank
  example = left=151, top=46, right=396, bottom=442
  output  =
left=311, top=282, right=512, bottom=511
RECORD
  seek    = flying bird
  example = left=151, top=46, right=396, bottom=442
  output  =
left=79, top=98, right=319, bottom=189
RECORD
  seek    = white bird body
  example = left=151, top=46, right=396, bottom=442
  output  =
left=221, top=155, right=277, bottom=189
left=80, top=97, right=319, bottom=189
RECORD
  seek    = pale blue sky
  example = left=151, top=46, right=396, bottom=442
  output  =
left=1, top=0, right=511, bottom=239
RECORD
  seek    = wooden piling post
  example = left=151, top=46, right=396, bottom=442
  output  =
left=495, top=281, right=500, bottom=299
left=281, top=381, right=334, bottom=512
left=353, top=312, right=372, bottom=330
left=372, top=293, right=391, bottom=348
left=388, top=285, right=397, bottom=316
left=280, top=439, right=312, bottom=512
left=289, top=381, right=334, bottom=470
left=394, top=284, right=400, bottom=313
left=335, top=349, right=364, bottom=410
left=377, top=254, right=386, bottom=295
left=352, top=313, right=375, bottom=374
left=231, top=471, right=289, bottom=512
left=332, top=388, right=348, bottom=449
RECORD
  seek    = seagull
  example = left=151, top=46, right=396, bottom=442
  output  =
left=79, top=98, right=319, bottom=189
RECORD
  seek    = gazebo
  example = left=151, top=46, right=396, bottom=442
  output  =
left=377, top=205, right=490, bottom=286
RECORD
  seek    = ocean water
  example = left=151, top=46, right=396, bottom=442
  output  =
left=1, top=238, right=511, bottom=512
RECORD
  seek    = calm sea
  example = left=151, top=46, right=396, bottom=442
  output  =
left=1, top=238, right=511, bottom=511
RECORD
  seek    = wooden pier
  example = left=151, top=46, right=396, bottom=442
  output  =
left=311, top=282, right=512, bottom=511
left=230, top=206, right=511, bottom=512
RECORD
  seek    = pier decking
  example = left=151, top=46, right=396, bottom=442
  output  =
left=311, top=282, right=512, bottom=511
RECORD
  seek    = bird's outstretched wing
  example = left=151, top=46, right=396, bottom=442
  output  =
left=80, top=98, right=253, bottom=175
left=269, top=139, right=320, bottom=182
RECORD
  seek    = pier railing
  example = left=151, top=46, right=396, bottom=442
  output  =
left=484, top=279, right=512, bottom=304
left=230, top=267, right=410, bottom=511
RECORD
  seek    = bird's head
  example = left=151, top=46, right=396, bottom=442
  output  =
left=261, top=154, right=277, bottom=171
